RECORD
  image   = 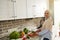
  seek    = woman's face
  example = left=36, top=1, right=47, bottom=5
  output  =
left=44, top=11, right=49, bottom=18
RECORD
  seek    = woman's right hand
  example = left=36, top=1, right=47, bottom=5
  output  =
left=36, top=29, right=41, bottom=33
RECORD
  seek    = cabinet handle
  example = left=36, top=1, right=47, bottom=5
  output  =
left=12, top=16, right=15, bottom=18
left=13, top=16, right=17, bottom=18
left=14, top=16, right=17, bottom=18
left=32, top=5, right=36, bottom=7
left=11, top=0, right=16, bottom=2
left=9, top=16, right=17, bottom=18
left=33, top=15, right=36, bottom=17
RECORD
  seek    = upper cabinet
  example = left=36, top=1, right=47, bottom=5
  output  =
left=0, top=0, right=49, bottom=21
left=0, top=0, right=9, bottom=20
left=0, top=0, right=14, bottom=21
left=34, top=0, right=49, bottom=17
left=15, top=0, right=27, bottom=19
left=15, top=0, right=49, bottom=19
left=8, top=0, right=15, bottom=20
left=27, top=0, right=49, bottom=18
left=27, top=0, right=35, bottom=18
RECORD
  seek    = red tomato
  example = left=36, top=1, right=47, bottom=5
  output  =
left=22, top=37, right=27, bottom=40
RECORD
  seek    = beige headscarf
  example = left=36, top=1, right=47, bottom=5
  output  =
left=41, top=10, right=53, bottom=31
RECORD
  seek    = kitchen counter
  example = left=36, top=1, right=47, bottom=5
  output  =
left=0, top=25, right=40, bottom=40
left=0, top=36, right=40, bottom=40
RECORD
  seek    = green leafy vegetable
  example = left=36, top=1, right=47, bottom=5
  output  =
left=9, top=31, right=20, bottom=39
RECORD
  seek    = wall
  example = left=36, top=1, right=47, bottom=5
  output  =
left=0, top=17, right=42, bottom=38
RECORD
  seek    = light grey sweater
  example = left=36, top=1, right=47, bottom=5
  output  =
left=38, top=29, right=52, bottom=40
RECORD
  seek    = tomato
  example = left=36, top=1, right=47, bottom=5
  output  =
left=22, top=37, right=27, bottom=40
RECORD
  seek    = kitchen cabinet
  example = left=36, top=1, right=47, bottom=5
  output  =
left=27, top=0, right=49, bottom=18
left=0, top=0, right=49, bottom=21
left=15, top=0, right=27, bottom=19
left=14, top=0, right=49, bottom=19
left=8, top=0, right=15, bottom=20
left=0, top=0, right=9, bottom=20
left=27, top=0, right=35, bottom=18
left=0, top=0, right=14, bottom=21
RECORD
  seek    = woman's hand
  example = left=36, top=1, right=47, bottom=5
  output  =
left=36, top=29, right=41, bottom=33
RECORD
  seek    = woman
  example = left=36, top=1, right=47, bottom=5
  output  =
left=36, top=10, right=53, bottom=40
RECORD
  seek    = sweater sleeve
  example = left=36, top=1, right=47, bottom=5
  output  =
left=38, top=29, right=49, bottom=36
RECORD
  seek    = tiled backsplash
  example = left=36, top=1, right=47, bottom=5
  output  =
left=0, top=17, right=42, bottom=38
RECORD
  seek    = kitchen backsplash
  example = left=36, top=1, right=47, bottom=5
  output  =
left=0, top=17, right=42, bottom=38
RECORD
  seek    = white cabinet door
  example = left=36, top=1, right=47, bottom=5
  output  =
left=0, top=0, right=8, bottom=20
left=7, top=0, right=15, bottom=20
left=15, top=0, right=27, bottom=19
left=34, top=0, right=48, bottom=17
left=0, top=0, right=14, bottom=21
left=27, top=0, right=48, bottom=18
left=27, top=0, right=35, bottom=18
